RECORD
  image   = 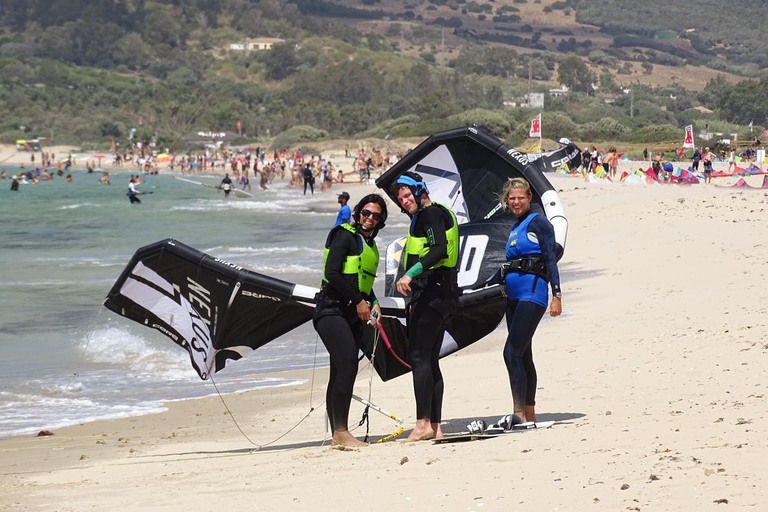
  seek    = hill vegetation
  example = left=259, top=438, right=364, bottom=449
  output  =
left=0, top=0, right=766, bottom=150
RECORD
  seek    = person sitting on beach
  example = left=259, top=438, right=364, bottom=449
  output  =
left=662, top=163, right=674, bottom=183
left=497, top=178, right=561, bottom=424
left=314, top=194, right=387, bottom=447
left=651, top=159, right=662, bottom=180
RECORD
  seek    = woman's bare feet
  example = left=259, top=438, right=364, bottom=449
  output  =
left=524, top=405, right=536, bottom=423
left=516, top=406, right=536, bottom=424
left=431, top=421, right=443, bottom=439
left=404, top=418, right=434, bottom=442
left=331, top=430, right=368, bottom=448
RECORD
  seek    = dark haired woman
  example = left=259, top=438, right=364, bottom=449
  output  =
left=313, top=193, right=388, bottom=447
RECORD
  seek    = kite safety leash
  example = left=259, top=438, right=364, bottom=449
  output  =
left=352, top=394, right=405, bottom=443
left=353, top=314, right=405, bottom=443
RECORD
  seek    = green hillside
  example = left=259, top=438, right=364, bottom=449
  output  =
left=0, top=0, right=766, bottom=150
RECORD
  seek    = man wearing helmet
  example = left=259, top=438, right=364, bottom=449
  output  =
left=391, top=171, right=460, bottom=441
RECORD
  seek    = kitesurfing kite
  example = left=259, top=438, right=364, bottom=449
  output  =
left=104, top=127, right=575, bottom=383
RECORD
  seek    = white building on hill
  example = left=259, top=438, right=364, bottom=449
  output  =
left=229, top=38, right=285, bottom=52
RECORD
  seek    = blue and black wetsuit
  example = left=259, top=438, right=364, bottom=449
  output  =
left=503, top=211, right=561, bottom=412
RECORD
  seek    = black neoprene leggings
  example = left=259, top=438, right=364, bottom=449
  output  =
left=304, top=178, right=314, bottom=195
left=504, top=299, right=546, bottom=411
left=407, top=300, right=447, bottom=423
left=313, top=311, right=361, bottom=432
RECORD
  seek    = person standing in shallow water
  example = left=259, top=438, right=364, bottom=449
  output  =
left=313, top=194, right=388, bottom=448
left=128, top=176, right=142, bottom=204
left=391, top=171, right=459, bottom=441
left=334, top=191, right=351, bottom=226
left=498, top=178, right=561, bottom=424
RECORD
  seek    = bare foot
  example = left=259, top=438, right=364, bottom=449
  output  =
left=431, top=421, right=443, bottom=439
left=524, top=405, right=536, bottom=424
left=404, top=419, right=434, bottom=442
left=331, top=430, right=368, bottom=448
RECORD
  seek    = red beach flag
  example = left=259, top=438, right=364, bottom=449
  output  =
left=529, top=114, right=541, bottom=138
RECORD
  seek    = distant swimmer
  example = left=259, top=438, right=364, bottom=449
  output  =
left=99, top=172, right=111, bottom=185
left=66, top=174, right=73, bottom=182
left=220, top=173, right=233, bottom=199
left=10, top=176, right=19, bottom=191
left=128, top=176, right=142, bottom=204
left=0, top=170, right=6, bottom=179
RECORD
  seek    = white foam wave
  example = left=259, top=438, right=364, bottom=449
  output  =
left=83, top=327, right=190, bottom=378
left=57, top=203, right=101, bottom=210
left=205, top=246, right=316, bottom=258
left=0, top=278, right=114, bottom=287
left=32, top=256, right=126, bottom=268
left=246, top=263, right=321, bottom=275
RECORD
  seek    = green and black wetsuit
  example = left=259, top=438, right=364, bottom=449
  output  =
left=313, top=224, right=378, bottom=432
left=402, top=202, right=459, bottom=424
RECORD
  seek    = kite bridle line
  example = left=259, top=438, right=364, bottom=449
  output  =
left=206, top=269, right=323, bottom=451
left=206, top=277, right=403, bottom=448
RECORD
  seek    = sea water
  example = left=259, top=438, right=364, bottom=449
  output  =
left=0, top=169, right=408, bottom=438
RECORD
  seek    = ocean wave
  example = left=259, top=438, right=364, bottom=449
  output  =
left=204, top=245, right=317, bottom=258
left=246, top=263, right=322, bottom=275
left=81, top=326, right=191, bottom=377
left=0, top=278, right=115, bottom=287
left=57, top=203, right=102, bottom=210
left=31, top=256, right=126, bottom=268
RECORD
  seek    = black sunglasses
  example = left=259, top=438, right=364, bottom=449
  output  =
left=360, top=209, right=382, bottom=221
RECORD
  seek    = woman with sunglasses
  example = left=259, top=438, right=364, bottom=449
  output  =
left=314, top=193, right=388, bottom=447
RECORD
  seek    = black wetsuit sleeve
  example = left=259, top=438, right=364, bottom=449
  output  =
left=528, top=215, right=561, bottom=294
left=414, top=206, right=449, bottom=270
left=324, top=231, right=363, bottom=305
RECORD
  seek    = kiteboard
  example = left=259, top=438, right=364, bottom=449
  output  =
left=433, top=421, right=555, bottom=444
left=174, top=176, right=253, bottom=198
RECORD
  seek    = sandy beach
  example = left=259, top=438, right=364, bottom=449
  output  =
left=2, top=172, right=767, bottom=511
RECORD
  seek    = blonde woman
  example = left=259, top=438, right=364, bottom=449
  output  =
left=499, top=178, right=562, bottom=424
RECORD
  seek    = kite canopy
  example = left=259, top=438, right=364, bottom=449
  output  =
left=376, top=126, right=567, bottom=277
left=103, top=239, right=317, bottom=380
left=370, top=126, right=569, bottom=380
